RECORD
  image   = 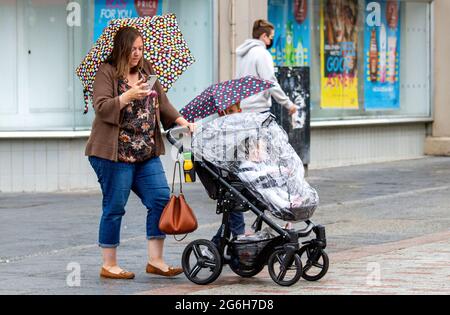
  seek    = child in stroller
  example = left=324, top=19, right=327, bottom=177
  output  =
left=211, top=102, right=297, bottom=242
left=237, top=137, right=316, bottom=212
left=166, top=112, right=328, bottom=286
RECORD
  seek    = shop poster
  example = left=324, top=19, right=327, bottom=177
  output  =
left=94, top=0, right=162, bottom=42
left=320, top=0, right=359, bottom=109
left=268, top=0, right=311, bottom=67
left=271, top=67, right=311, bottom=164
left=364, top=0, right=401, bottom=110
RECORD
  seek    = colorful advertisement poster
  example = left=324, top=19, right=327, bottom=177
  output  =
left=94, top=0, right=162, bottom=42
left=364, top=0, right=401, bottom=110
left=320, top=0, right=359, bottom=109
left=268, top=0, right=311, bottom=67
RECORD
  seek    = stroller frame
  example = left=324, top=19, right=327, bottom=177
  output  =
left=184, top=160, right=328, bottom=286
left=167, top=126, right=329, bottom=286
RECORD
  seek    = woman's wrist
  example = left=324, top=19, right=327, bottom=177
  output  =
left=175, top=116, right=189, bottom=127
left=175, top=117, right=196, bottom=133
left=120, top=91, right=133, bottom=105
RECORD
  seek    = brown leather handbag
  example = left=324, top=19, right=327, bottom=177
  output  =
left=159, top=160, right=198, bottom=238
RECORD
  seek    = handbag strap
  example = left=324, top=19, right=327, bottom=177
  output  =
left=173, top=234, right=188, bottom=242
left=171, top=160, right=183, bottom=194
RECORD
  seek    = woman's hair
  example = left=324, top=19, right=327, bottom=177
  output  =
left=106, top=27, right=144, bottom=80
left=252, top=19, right=274, bottom=39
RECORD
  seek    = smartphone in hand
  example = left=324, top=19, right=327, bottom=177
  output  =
left=143, top=75, right=158, bottom=91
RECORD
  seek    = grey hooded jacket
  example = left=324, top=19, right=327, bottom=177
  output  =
left=236, top=39, right=295, bottom=113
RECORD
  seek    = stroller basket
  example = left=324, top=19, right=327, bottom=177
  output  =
left=231, top=237, right=274, bottom=270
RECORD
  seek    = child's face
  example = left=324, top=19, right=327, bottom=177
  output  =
left=226, top=103, right=240, bottom=114
left=220, top=102, right=241, bottom=116
left=248, top=139, right=268, bottom=162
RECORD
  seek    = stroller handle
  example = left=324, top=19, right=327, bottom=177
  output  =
left=166, top=126, right=190, bottom=151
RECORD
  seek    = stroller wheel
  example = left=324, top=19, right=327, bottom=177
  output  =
left=267, top=249, right=302, bottom=286
left=182, top=239, right=222, bottom=285
left=298, top=245, right=329, bottom=281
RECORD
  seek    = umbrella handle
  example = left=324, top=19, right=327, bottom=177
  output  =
left=166, top=126, right=190, bottom=152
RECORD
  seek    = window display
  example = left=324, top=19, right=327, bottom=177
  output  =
left=269, top=0, right=432, bottom=122
left=0, top=0, right=214, bottom=131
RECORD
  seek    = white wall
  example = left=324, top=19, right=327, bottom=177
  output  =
left=0, top=138, right=97, bottom=192
left=309, top=123, right=426, bottom=169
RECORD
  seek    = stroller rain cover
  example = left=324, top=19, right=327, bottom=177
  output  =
left=192, top=112, right=319, bottom=222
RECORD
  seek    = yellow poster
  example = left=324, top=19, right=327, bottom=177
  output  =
left=320, top=0, right=359, bottom=109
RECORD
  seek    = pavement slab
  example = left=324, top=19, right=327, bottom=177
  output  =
left=0, top=157, right=449, bottom=295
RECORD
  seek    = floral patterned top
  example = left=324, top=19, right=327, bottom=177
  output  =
left=117, top=76, right=159, bottom=163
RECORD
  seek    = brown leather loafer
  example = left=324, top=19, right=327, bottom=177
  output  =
left=100, top=267, right=135, bottom=280
left=146, top=263, right=183, bottom=277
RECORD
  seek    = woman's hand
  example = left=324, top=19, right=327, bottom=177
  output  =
left=288, top=105, right=298, bottom=116
left=121, top=78, right=151, bottom=104
left=186, top=122, right=197, bottom=133
left=175, top=117, right=197, bottom=134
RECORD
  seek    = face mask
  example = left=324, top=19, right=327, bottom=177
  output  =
left=266, top=39, right=274, bottom=50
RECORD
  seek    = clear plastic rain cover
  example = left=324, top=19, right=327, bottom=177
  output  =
left=192, top=112, right=319, bottom=222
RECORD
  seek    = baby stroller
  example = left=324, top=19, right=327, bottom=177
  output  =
left=166, top=113, right=328, bottom=286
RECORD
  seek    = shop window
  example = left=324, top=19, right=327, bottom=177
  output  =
left=0, top=0, right=214, bottom=132
left=269, top=0, right=432, bottom=122
left=162, top=0, right=215, bottom=111
left=0, top=1, right=18, bottom=117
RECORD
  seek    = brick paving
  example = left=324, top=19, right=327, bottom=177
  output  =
left=1, top=157, right=449, bottom=295
left=138, top=231, right=450, bottom=295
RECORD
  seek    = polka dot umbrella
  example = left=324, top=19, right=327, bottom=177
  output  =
left=179, top=76, right=275, bottom=123
left=76, top=14, right=195, bottom=114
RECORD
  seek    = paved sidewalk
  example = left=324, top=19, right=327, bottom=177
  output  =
left=0, top=157, right=449, bottom=295
left=139, top=231, right=450, bottom=295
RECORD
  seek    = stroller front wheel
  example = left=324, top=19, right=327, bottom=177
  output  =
left=268, top=249, right=303, bottom=286
left=298, top=245, right=329, bottom=281
left=182, top=239, right=223, bottom=285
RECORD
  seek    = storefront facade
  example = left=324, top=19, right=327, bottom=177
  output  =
left=0, top=0, right=447, bottom=192
left=219, top=0, right=436, bottom=170
left=0, top=0, right=217, bottom=192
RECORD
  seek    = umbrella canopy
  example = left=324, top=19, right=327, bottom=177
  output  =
left=76, top=13, right=195, bottom=113
left=179, top=76, right=275, bottom=123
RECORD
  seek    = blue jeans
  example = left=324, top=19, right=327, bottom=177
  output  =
left=89, top=156, right=170, bottom=248
left=212, top=211, right=245, bottom=245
